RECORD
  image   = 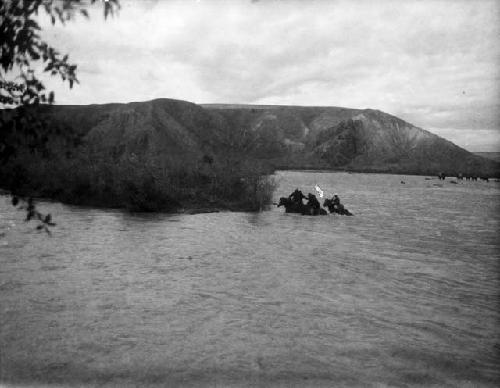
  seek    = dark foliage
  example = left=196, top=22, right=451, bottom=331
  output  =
left=0, top=142, right=276, bottom=213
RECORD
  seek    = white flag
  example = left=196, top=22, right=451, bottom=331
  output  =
left=315, top=184, right=324, bottom=198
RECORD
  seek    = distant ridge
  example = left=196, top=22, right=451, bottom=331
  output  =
left=15, top=98, right=500, bottom=176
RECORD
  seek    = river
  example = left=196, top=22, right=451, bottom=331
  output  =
left=1, top=171, right=499, bottom=387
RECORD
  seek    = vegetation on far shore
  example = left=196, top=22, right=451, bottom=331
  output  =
left=0, top=156, right=277, bottom=213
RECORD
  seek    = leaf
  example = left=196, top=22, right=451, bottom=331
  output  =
left=25, top=19, right=41, bottom=30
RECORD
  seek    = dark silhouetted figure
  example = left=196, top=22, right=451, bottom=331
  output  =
left=277, top=197, right=327, bottom=216
left=307, top=193, right=320, bottom=210
left=289, top=188, right=305, bottom=205
left=323, top=194, right=353, bottom=216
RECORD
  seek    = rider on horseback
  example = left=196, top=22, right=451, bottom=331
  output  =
left=289, top=188, right=305, bottom=205
left=307, top=193, right=321, bottom=210
left=332, top=194, right=345, bottom=212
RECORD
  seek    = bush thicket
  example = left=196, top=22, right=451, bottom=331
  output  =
left=0, top=140, right=277, bottom=213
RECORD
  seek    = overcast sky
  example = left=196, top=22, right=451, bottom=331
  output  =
left=38, top=0, right=500, bottom=152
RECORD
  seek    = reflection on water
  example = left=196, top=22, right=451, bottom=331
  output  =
left=0, top=172, right=499, bottom=387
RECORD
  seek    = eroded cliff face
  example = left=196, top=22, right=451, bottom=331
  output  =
left=205, top=104, right=498, bottom=175
left=307, top=110, right=494, bottom=175
left=15, top=98, right=499, bottom=176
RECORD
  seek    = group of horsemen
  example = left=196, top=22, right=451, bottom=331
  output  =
left=288, top=188, right=344, bottom=212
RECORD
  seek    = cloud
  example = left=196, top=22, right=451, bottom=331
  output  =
left=35, top=0, right=500, bottom=151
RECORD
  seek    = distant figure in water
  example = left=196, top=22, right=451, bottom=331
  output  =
left=323, top=194, right=353, bottom=216
left=289, top=188, right=305, bottom=205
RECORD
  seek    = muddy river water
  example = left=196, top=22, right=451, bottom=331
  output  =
left=1, top=171, right=499, bottom=387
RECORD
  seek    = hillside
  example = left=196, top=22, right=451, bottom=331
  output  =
left=18, top=99, right=226, bottom=158
left=203, top=103, right=499, bottom=176
left=4, top=98, right=499, bottom=178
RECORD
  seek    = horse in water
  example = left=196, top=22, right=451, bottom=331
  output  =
left=277, top=197, right=327, bottom=216
left=323, top=198, right=353, bottom=216
left=277, top=197, right=301, bottom=213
